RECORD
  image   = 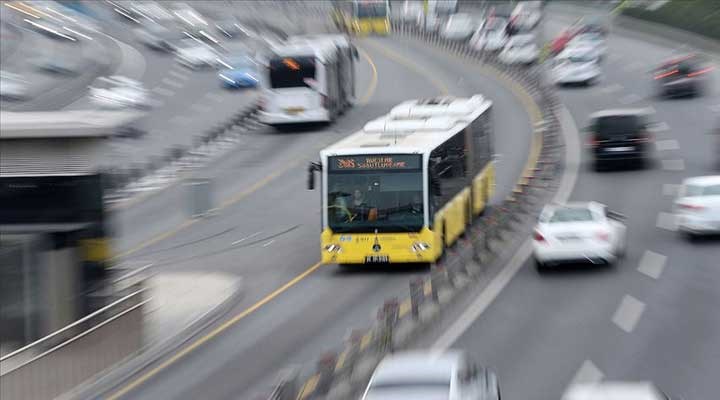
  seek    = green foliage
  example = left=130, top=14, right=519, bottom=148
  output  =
left=622, top=0, right=720, bottom=40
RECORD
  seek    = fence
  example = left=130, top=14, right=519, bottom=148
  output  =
left=264, top=18, right=565, bottom=400
left=0, top=289, right=147, bottom=400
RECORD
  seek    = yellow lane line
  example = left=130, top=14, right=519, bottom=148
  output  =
left=357, top=48, right=379, bottom=105
left=106, top=262, right=324, bottom=400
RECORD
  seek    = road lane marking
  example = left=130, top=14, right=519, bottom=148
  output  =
left=569, top=360, right=605, bottom=386
left=357, top=48, right=378, bottom=104
left=655, top=139, right=678, bottom=151
left=656, top=212, right=677, bottom=231
left=638, top=250, right=667, bottom=279
left=612, top=295, right=646, bottom=333
left=231, top=231, right=262, bottom=245
left=161, top=78, right=184, bottom=88
left=709, top=104, right=720, bottom=113
left=169, top=69, right=189, bottom=80
left=662, top=183, right=680, bottom=197
left=106, top=261, right=325, bottom=400
left=661, top=159, right=685, bottom=171
left=152, top=87, right=175, bottom=97
left=262, top=239, right=275, bottom=247
left=648, top=121, right=669, bottom=133
left=599, top=83, right=623, bottom=94
left=619, top=93, right=642, bottom=104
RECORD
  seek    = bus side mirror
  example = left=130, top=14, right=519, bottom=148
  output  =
left=307, top=162, right=321, bottom=190
left=352, top=45, right=359, bottom=59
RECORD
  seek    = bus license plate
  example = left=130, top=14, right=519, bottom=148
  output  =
left=365, top=255, right=389, bottom=263
left=285, top=107, right=304, bottom=115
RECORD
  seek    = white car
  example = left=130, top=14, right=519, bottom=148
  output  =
left=418, top=12, right=440, bottom=33
left=361, top=351, right=501, bottom=400
left=0, top=71, right=29, bottom=100
left=89, top=76, right=152, bottom=109
left=567, top=32, right=607, bottom=60
left=440, top=13, right=475, bottom=41
left=674, top=175, right=720, bottom=238
left=499, top=34, right=539, bottom=64
left=552, top=46, right=602, bottom=86
left=533, top=202, right=627, bottom=271
left=401, top=0, right=424, bottom=23
left=470, top=18, right=508, bottom=52
left=175, top=39, right=222, bottom=69
left=563, top=381, right=674, bottom=400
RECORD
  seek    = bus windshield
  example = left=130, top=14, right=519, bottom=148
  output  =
left=269, top=56, right=316, bottom=89
left=327, top=155, right=423, bottom=233
left=356, top=1, right=387, bottom=18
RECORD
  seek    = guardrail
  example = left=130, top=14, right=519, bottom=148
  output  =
left=0, top=289, right=147, bottom=400
left=264, top=20, right=565, bottom=400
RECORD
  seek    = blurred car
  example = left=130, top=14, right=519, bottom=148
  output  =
left=533, top=202, right=627, bottom=271
left=134, top=23, right=184, bottom=52
left=218, top=55, right=259, bottom=89
left=586, top=109, right=655, bottom=170
left=89, top=75, right=152, bottom=109
left=511, top=1, right=542, bottom=31
left=440, top=13, right=475, bottom=41
left=361, top=350, right=501, bottom=400
left=567, top=32, right=606, bottom=60
left=418, top=12, right=440, bottom=33
left=674, top=175, right=720, bottom=239
left=653, top=54, right=713, bottom=98
left=551, top=28, right=578, bottom=56
left=552, top=46, right=601, bottom=86
left=175, top=38, right=222, bottom=69
left=563, top=381, right=673, bottom=400
left=0, top=71, right=29, bottom=100
left=401, top=0, right=424, bottom=23
left=215, top=20, right=252, bottom=39
left=499, top=33, right=539, bottom=64
left=576, top=15, right=609, bottom=37
left=30, top=54, right=82, bottom=76
left=470, top=17, right=509, bottom=52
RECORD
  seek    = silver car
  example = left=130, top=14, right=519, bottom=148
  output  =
left=674, top=175, right=720, bottom=239
left=361, top=350, right=500, bottom=400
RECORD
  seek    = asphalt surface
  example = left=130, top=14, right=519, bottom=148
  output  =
left=414, top=6, right=720, bottom=400
left=101, top=19, right=535, bottom=400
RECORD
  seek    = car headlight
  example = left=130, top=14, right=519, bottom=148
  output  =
left=324, top=244, right=342, bottom=253
left=411, top=242, right=431, bottom=252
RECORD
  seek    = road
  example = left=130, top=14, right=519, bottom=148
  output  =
left=98, top=18, right=536, bottom=400
left=417, top=6, right=720, bottom=400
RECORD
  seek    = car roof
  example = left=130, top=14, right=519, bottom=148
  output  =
left=371, top=351, right=464, bottom=384
left=588, top=108, right=653, bottom=119
left=563, top=382, right=666, bottom=400
left=558, top=46, right=596, bottom=58
left=682, top=175, right=720, bottom=187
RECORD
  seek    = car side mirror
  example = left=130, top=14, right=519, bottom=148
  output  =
left=307, top=162, right=321, bottom=190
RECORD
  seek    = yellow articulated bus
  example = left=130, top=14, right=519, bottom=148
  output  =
left=308, top=95, right=495, bottom=266
left=332, top=0, right=390, bottom=36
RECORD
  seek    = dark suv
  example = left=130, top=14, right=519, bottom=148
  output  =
left=654, top=55, right=711, bottom=98
left=587, top=109, right=654, bottom=170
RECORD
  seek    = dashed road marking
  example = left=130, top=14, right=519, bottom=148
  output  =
left=262, top=239, right=275, bottom=247
left=709, top=104, right=720, bottom=113
left=661, top=159, right=685, bottom=171
left=612, top=295, right=646, bottom=333
left=662, top=183, right=680, bottom=197
left=599, top=83, right=623, bottom=94
left=638, top=250, right=667, bottom=279
left=169, top=69, right=189, bottom=80
left=655, top=139, right=679, bottom=151
left=619, top=93, right=642, bottom=104
left=568, top=360, right=605, bottom=387
left=161, top=77, right=185, bottom=88
left=152, top=87, right=175, bottom=97
left=656, top=212, right=677, bottom=231
left=648, top=121, right=669, bottom=133
left=232, top=231, right=262, bottom=245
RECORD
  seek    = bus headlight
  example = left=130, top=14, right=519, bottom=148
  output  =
left=411, top=242, right=431, bottom=253
left=324, top=244, right=342, bottom=253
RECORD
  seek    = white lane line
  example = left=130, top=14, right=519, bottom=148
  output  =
left=648, top=121, right=669, bottom=133
left=599, top=83, right=623, bottom=94
left=168, top=69, right=189, bottom=80
left=568, top=360, right=605, bottom=387
left=612, top=295, right=646, bottom=333
left=638, top=250, right=667, bottom=279
left=619, top=93, right=642, bottom=105
left=662, top=183, right=680, bottom=197
left=709, top=104, right=720, bottom=113
left=262, top=239, right=275, bottom=247
left=661, top=159, right=685, bottom=171
left=163, top=79, right=185, bottom=89
left=655, top=139, right=679, bottom=151
left=232, top=231, right=262, bottom=245
left=656, top=212, right=678, bottom=231
left=432, top=106, right=581, bottom=351
left=152, top=87, right=175, bottom=97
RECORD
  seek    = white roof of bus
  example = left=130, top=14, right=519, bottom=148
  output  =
left=269, top=41, right=337, bottom=62
left=321, top=95, right=491, bottom=157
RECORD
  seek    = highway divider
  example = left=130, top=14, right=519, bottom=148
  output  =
left=264, top=22, right=566, bottom=400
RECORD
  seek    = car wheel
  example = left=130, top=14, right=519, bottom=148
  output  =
left=684, top=231, right=699, bottom=242
left=535, top=259, right=546, bottom=273
left=593, top=160, right=605, bottom=172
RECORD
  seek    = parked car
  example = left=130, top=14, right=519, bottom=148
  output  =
left=533, top=202, right=627, bottom=272
left=499, top=33, right=539, bottom=64
left=653, top=54, right=712, bottom=98
left=586, top=108, right=656, bottom=170
left=674, top=175, right=720, bottom=239
left=361, top=350, right=501, bottom=400
left=89, top=75, right=152, bottom=109
left=0, top=71, right=29, bottom=100
left=552, top=46, right=602, bottom=86
left=440, top=13, right=475, bottom=41
left=470, top=18, right=508, bottom=52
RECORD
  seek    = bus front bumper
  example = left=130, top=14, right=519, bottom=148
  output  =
left=320, top=228, right=439, bottom=265
left=258, top=109, right=330, bottom=125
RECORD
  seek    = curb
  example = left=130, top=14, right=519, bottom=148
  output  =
left=61, top=277, right=245, bottom=400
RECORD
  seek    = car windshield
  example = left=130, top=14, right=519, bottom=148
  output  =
left=327, top=155, right=424, bottom=233
left=269, top=56, right=316, bottom=89
left=685, top=184, right=720, bottom=197
left=594, top=115, right=643, bottom=138
left=549, top=208, right=595, bottom=223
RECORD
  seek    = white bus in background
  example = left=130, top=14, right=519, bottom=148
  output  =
left=259, top=37, right=356, bottom=127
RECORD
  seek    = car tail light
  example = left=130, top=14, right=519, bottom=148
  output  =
left=588, top=134, right=599, bottom=148
left=533, top=230, right=546, bottom=242
left=595, top=231, right=610, bottom=242
left=654, top=69, right=678, bottom=80
left=687, top=66, right=714, bottom=77
left=678, top=203, right=705, bottom=211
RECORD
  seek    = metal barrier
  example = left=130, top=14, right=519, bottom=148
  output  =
left=0, top=290, right=147, bottom=400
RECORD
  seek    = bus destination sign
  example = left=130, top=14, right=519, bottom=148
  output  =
left=329, top=155, right=421, bottom=171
